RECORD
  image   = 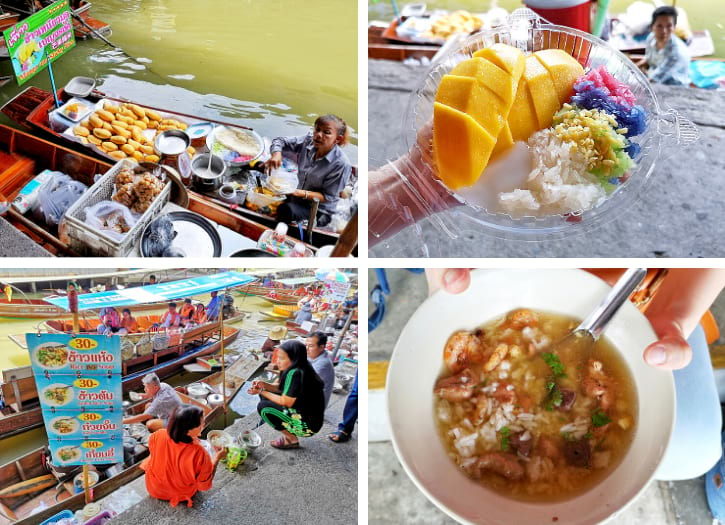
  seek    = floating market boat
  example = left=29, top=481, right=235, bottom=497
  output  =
left=235, top=284, right=277, bottom=298
left=0, top=298, right=70, bottom=320
left=1, top=87, right=356, bottom=251
left=0, top=124, right=331, bottom=256
left=257, top=292, right=300, bottom=306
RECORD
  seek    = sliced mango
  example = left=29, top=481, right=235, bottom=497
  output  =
left=491, top=122, right=514, bottom=158
left=435, top=75, right=507, bottom=138
left=432, top=102, right=496, bottom=190
left=522, top=55, right=560, bottom=130
left=533, top=49, right=585, bottom=104
left=506, top=77, right=540, bottom=143
left=473, top=43, right=525, bottom=81
left=450, top=57, right=514, bottom=105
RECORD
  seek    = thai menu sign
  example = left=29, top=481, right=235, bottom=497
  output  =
left=27, top=333, right=123, bottom=465
left=2, top=0, right=76, bottom=86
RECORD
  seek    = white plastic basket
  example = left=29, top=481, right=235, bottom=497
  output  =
left=59, top=159, right=171, bottom=256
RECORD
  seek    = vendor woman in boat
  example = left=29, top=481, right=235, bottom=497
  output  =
left=265, top=114, right=352, bottom=227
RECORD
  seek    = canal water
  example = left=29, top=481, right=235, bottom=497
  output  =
left=0, top=0, right=358, bottom=164
left=0, top=293, right=287, bottom=464
left=369, top=0, right=725, bottom=59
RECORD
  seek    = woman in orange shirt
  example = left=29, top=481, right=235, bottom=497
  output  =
left=192, top=303, right=207, bottom=325
left=119, top=308, right=138, bottom=334
left=141, top=404, right=226, bottom=507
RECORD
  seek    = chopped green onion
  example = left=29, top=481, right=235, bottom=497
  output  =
left=542, top=352, right=567, bottom=378
left=592, top=409, right=611, bottom=428
left=500, top=426, right=511, bottom=452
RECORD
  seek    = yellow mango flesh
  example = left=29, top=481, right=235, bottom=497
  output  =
left=450, top=57, right=514, bottom=105
left=432, top=102, right=495, bottom=190
left=533, top=49, right=585, bottom=104
left=473, top=43, right=525, bottom=81
left=521, top=55, right=560, bottom=130
left=435, top=74, right=507, bottom=138
left=491, top=122, right=514, bottom=158
left=506, top=77, right=540, bottom=143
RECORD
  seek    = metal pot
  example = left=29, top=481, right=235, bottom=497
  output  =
left=187, top=382, right=211, bottom=399
left=191, top=153, right=226, bottom=192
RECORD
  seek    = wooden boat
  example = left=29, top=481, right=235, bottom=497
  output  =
left=0, top=124, right=330, bottom=256
left=257, top=311, right=292, bottom=322
left=273, top=304, right=298, bottom=316
left=368, top=23, right=440, bottom=61
left=0, top=296, right=183, bottom=320
left=235, top=284, right=276, bottom=298
left=0, top=299, right=70, bottom=320
left=1, top=87, right=355, bottom=251
left=258, top=292, right=300, bottom=306
left=0, top=323, right=240, bottom=439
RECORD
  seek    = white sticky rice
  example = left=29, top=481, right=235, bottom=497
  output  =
left=498, top=130, right=606, bottom=216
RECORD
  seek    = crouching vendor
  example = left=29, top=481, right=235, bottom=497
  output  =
left=265, top=114, right=352, bottom=227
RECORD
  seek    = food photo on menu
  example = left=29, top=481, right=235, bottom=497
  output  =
left=368, top=268, right=725, bottom=524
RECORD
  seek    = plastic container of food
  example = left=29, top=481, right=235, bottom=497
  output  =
left=400, top=8, right=698, bottom=241
left=57, top=98, right=94, bottom=123
left=245, top=190, right=285, bottom=209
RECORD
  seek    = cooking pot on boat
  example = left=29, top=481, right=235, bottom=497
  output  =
left=191, top=153, right=226, bottom=192
left=187, top=382, right=211, bottom=400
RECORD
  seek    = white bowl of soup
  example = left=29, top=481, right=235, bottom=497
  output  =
left=387, top=269, right=675, bottom=525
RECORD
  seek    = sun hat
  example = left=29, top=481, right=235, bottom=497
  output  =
left=269, top=326, right=288, bottom=340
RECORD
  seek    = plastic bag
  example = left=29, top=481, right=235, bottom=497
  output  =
left=32, top=172, right=87, bottom=226
left=85, top=200, right=137, bottom=241
left=264, top=168, right=298, bottom=194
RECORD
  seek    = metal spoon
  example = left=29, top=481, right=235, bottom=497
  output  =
left=552, top=268, right=648, bottom=368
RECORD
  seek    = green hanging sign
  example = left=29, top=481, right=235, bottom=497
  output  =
left=2, top=0, right=76, bottom=86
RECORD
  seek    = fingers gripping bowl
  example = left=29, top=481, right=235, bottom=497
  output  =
left=387, top=269, right=675, bottom=525
left=405, top=9, right=698, bottom=240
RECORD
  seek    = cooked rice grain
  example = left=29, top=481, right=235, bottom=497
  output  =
left=499, top=130, right=606, bottom=216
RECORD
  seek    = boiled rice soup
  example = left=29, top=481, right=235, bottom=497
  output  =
left=433, top=309, right=637, bottom=501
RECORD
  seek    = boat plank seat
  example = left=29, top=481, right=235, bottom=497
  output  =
left=0, top=377, right=38, bottom=408
left=181, top=323, right=221, bottom=348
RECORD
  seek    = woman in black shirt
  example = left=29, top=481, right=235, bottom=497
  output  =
left=249, top=340, right=325, bottom=449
